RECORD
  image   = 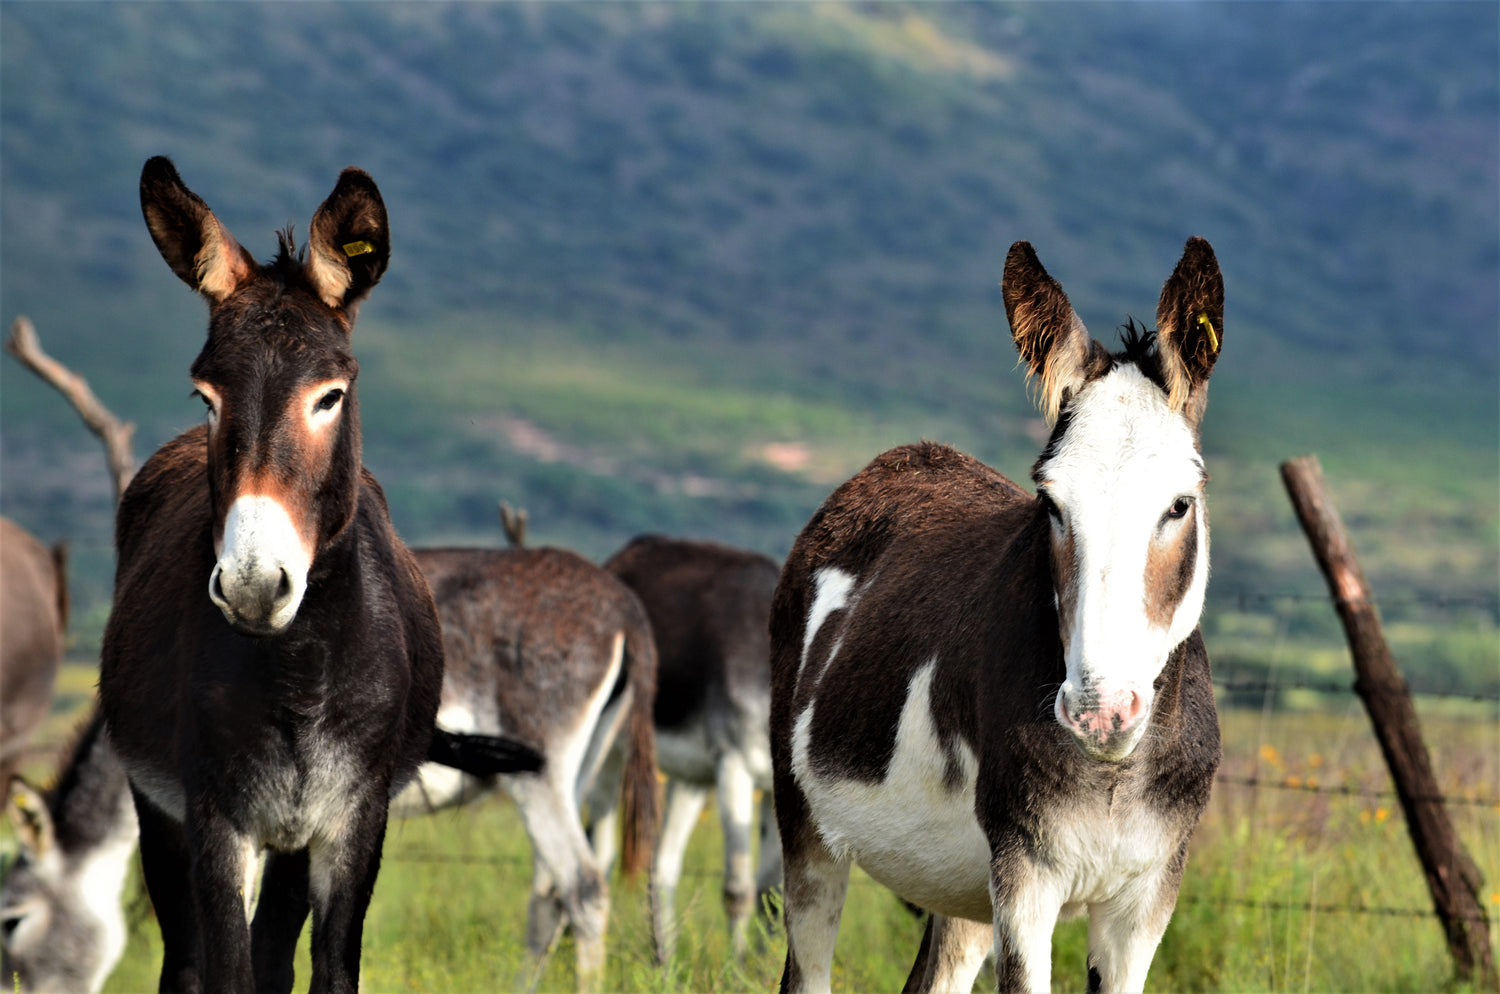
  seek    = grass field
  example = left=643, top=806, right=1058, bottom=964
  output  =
left=7, top=659, right=1495, bottom=993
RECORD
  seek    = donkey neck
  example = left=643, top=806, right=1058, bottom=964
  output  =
left=48, top=712, right=135, bottom=855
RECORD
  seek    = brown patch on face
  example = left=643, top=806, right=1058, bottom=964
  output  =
left=1144, top=505, right=1199, bottom=628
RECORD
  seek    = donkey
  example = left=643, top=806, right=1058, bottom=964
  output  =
left=769, top=239, right=1225, bottom=993
left=2, top=706, right=136, bottom=994
left=98, top=157, right=538, bottom=994
left=602, top=534, right=783, bottom=962
left=393, top=546, right=659, bottom=991
left=0, top=517, right=68, bottom=802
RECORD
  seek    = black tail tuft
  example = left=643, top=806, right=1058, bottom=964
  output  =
left=427, top=728, right=544, bottom=776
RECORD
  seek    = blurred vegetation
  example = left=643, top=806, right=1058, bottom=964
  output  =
left=1, top=2, right=1495, bottom=694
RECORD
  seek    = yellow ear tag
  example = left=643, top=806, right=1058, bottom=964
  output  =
left=342, top=240, right=375, bottom=258
left=1195, top=311, right=1219, bottom=353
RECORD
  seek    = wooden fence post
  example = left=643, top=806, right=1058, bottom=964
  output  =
left=1280, top=454, right=1495, bottom=989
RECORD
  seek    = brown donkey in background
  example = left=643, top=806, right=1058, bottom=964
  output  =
left=99, top=157, right=537, bottom=994
left=398, top=546, right=659, bottom=992
left=0, top=517, right=67, bottom=804
left=603, top=534, right=783, bottom=963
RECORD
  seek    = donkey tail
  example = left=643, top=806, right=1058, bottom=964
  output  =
left=616, top=603, right=660, bottom=879
left=428, top=729, right=543, bottom=776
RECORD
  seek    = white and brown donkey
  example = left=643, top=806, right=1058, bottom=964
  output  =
left=769, top=238, right=1224, bottom=993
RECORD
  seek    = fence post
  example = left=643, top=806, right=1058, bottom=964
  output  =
left=1280, top=454, right=1495, bottom=989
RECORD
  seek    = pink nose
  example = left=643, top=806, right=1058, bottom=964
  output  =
left=1058, top=688, right=1146, bottom=749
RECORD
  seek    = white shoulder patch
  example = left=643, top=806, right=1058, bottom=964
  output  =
left=800, top=567, right=855, bottom=683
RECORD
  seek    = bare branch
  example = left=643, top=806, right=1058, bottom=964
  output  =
left=6, top=316, right=137, bottom=503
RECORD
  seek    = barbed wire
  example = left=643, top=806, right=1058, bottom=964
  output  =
left=1212, top=675, right=1499, bottom=705
left=1209, top=590, right=1499, bottom=614
left=1177, top=895, right=1493, bottom=925
left=1214, top=773, right=1500, bottom=809
left=380, top=852, right=1492, bottom=928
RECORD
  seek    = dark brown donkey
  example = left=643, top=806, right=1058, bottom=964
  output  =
left=0, top=517, right=68, bottom=803
left=771, top=239, right=1224, bottom=992
left=603, top=535, right=782, bottom=962
left=99, top=157, right=537, bottom=994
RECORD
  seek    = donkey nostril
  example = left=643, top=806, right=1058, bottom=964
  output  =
left=1127, top=691, right=1145, bottom=723
left=210, top=568, right=227, bottom=604
left=275, top=568, right=292, bottom=601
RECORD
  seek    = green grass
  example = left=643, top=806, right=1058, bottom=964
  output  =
left=6, top=667, right=1491, bottom=994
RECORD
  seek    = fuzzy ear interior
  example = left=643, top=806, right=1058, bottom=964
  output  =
left=1002, top=241, right=1094, bottom=424
left=139, top=156, right=256, bottom=302
left=305, top=167, right=390, bottom=315
left=1155, top=236, right=1224, bottom=422
left=6, top=777, right=53, bottom=857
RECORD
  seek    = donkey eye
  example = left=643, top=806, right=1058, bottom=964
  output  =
left=191, top=389, right=218, bottom=419
left=314, top=388, right=344, bottom=413
left=1039, top=492, right=1063, bottom=522
left=1165, top=497, right=1194, bottom=521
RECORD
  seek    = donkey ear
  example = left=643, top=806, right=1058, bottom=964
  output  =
left=1155, top=236, right=1224, bottom=423
left=6, top=777, right=54, bottom=857
left=305, top=167, right=390, bottom=315
left=140, top=156, right=257, bottom=303
left=1002, top=241, right=1095, bottom=424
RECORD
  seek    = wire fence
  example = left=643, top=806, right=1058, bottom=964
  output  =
left=16, top=583, right=1498, bottom=945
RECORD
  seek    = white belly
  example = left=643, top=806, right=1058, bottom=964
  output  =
left=791, top=659, right=993, bottom=921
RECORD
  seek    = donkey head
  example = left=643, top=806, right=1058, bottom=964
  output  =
left=1003, top=238, right=1223, bottom=762
left=2, top=779, right=127, bottom=994
left=141, top=156, right=390, bottom=637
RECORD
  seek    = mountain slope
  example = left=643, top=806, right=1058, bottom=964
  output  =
left=1, top=2, right=1495, bottom=655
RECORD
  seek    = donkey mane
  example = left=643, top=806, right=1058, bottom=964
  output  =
left=233, top=225, right=338, bottom=302
left=269, top=226, right=315, bottom=284
left=41, top=710, right=98, bottom=798
left=1116, top=316, right=1158, bottom=364
left=31, top=708, right=118, bottom=853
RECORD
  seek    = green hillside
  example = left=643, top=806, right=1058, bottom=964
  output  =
left=1, top=3, right=1495, bottom=681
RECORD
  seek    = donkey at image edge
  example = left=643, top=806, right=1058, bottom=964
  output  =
left=97, top=157, right=537, bottom=994
left=770, top=238, right=1225, bottom=993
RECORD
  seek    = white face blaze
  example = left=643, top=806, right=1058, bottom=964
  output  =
left=1035, top=363, right=1209, bottom=761
left=210, top=494, right=314, bottom=635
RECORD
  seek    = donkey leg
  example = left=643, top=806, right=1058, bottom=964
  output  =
left=251, top=849, right=311, bottom=994
left=306, top=800, right=388, bottom=994
left=990, top=861, right=1064, bottom=994
left=651, top=778, right=708, bottom=963
left=514, top=849, right=568, bottom=994
left=132, top=791, right=202, bottom=994
left=1084, top=862, right=1180, bottom=994
left=583, top=742, right=625, bottom=876
left=183, top=802, right=258, bottom=993
left=509, top=777, right=610, bottom=991
left=901, top=914, right=991, bottom=994
left=716, top=751, right=759, bottom=959
left=777, top=816, right=851, bottom=994
left=754, top=792, right=785, bottom=927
